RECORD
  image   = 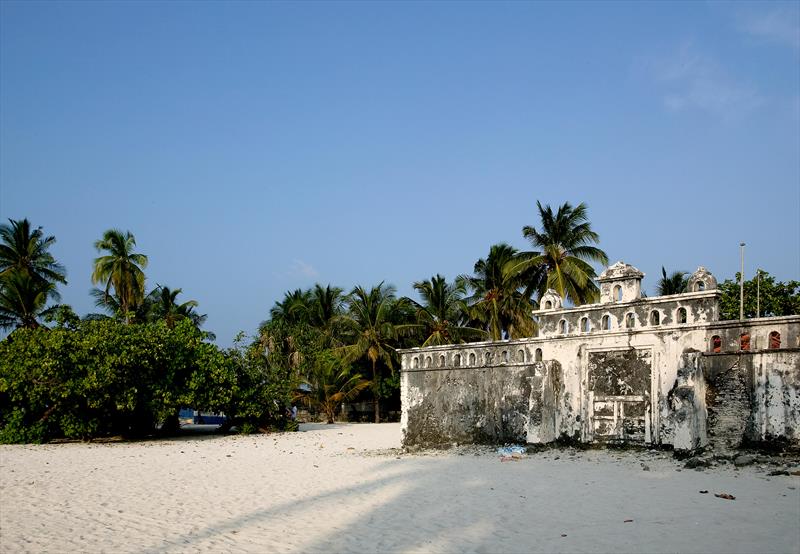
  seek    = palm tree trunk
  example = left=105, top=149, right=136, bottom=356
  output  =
left=372, top=359, right=380, bottom=423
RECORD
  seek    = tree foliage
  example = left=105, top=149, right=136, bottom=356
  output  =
left=718, top=271, right=800, bottom=320
left=505, top=201, right=608, bottom=305
left=92, top=229, right=148, bottom=322
left=0, top=320, right=292, bottom=443
left=657, top=267, right=688, bottom=296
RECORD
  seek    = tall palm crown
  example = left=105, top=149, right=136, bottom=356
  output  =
left=0, top=218, right=67, bottom=285
left=506, top=201, right=608, bottom=306
left=269, top=288, right=312, bottom=326
left=462, top=244, right=535, bottom=341
left=337, top=282, right=400, bottom=422
left=147, top=285, right=204, bottom=328
left=405, top=274, right=486, bottom=347
left=91, top=229, right=148, bottom=320
left=657, top=267, right=688, bottom=296
left=0, top=271, right=59, bottom=330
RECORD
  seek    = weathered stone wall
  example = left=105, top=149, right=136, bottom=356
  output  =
left=400, top=356, right=562, bottom=447
left=400, top=316, right=800, bottom=449
left=702, top=349, right=800, bottom=449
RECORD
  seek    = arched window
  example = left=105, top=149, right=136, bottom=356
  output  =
left=559, top=320, right=568, bottom=334
left=485, top=351, right=493, bottom=364
left=601, top=315, right=611, bottom=330
left=613, top=285, right=622, bottom=302
left=517, top=349, right=525, bottom=362
left=535, top=348, right=543, bottom=362
left=581, top=317, right=590, bottom=333
left=502, top=350, right=509, bottom=362
left=413, top=357, right=419, bottom=368
left=740, top=333, right=750, bottom=351
left=454, top=353, right=461, bottom=367
left=650, top=310, right=660, bottom=326
left=545, top=301, right=552, bottom=309
left=625, top=313, right=635, bottom=328
left=468, top=352, right=476, bottom=365
left=711, top=335, right=721, bottom=353
left=425, top=356, right=432, bottom=368
left=439, top=355, right=445, bottom=367
left=769, top=331, right=781, bottom=349
left=695, top=281, right=705, bottom=291
left=677, top=307, right=687, bottom=324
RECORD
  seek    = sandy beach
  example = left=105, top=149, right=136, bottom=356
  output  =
left=1, top=423, right=798, bottom=554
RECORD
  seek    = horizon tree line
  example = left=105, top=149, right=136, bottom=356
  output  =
left=3, top=202, right=797, bottom=425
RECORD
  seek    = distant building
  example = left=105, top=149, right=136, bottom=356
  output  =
left=399, top=262, right=800, bottom=452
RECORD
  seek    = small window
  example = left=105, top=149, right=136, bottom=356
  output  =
left=613, top=285, right=622, bottom=302
left=439, top=355, right=445, bottom=367
left=545, top=301, right=552, bottom=309
left=601, top=315, right=611, bottom=330
left=581, top=317, right=590, bottom=333
left=740, top=333, right=750, bottom=351
left=413, top=357, right=419, bottom=368
left=425, top=356, right=432, bottom=368
left=485, top=351, right=493, bottom=364
left=559, top=320, right=568, bottom=334
left=677, top=307, right=687, bottom=324
left=769, top=331, right=781, bottom=349
left=454, top=353, right=461, bottom=367
left=468, top=352, right=476, bottom=365
left=517, top=349, right=525, bottom=362
left=695, top=281, right=705, bottom=291
left=650, top=310, right=660, bottom=326
left=711, top=335, right=721, bottom=353
left=625, top=313, right=635, bottom=328
left=535, top=348, right=543, bottom=362
left=502, top=350, right=509, bottom=362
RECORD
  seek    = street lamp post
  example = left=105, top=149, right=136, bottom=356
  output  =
left=739, top=243, right=745, bottom=321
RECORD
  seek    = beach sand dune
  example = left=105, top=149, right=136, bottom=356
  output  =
left=1, top=423, right=798, bottom=553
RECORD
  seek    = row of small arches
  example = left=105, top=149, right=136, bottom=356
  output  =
left=710, top=331, right=781, bottom=353
left=411, top=348, right=546, bottom=369
left=558, top=308, right=691, bottom=334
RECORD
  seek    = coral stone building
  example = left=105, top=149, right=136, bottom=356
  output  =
left=399, top=263, right=800, bottom=452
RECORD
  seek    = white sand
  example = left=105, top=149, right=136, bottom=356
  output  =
left=1, top=423, right=798, bottom=554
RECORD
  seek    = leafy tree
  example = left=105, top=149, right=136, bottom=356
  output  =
left=718, top=271, right=800, bottom=320
left=337, top=283, right=401, bottom=422
left=0, top=218, right=67, bottom=286
left=403, top=274, right=487, bottom=346
left=461, top=244, right=535, bottom=340
left=91, top=230, right=148, bottom=322
left=656, top=267, right=688, bottom=296
left=0, top=319, right=294, bottom=443
left=298, top=350, right=369, bottom=424
left=505, top=201, right=608, bottom=305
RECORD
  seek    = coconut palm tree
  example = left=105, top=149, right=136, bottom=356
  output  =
left=298, top=351, right=369, bottom=424
left=0, top=218, right=67, bottom=286
left=505, top=201, right=608, bottom=306
left=0, top=271, right=59, bottom=330
left=269, top=288, right=312, bottom=326
left=146, top=285, right=205, bottom=328
left=657, top=267, right=688, bottom=296
left=91, top=230, right=148, bottom=322
left=461, top=244, right=536, bottom=340
left=337, top=283, right=400, bottom=423
left=403, top=274, right=487, bottom=346
left=309, top=284, right=345, bottom=345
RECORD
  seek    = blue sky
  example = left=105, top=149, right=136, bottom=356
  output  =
left=1, top=1, right=798, bottom=345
